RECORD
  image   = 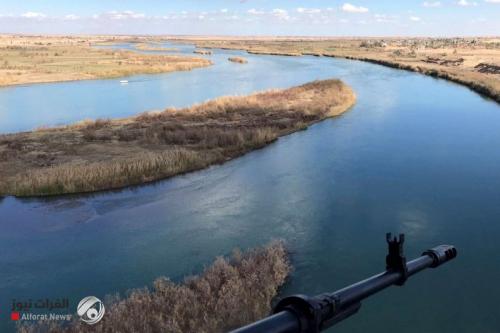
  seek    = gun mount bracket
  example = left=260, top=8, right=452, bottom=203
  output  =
left=386, top=233, right=408, bottom=286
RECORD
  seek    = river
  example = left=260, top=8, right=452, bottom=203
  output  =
left=0, top=43, right=499, bottom=332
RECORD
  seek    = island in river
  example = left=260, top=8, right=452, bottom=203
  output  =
left=0, top=79, right=355, bottom=197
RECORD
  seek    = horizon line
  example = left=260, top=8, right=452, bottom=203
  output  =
left=1, top=33, right=500, bottom=39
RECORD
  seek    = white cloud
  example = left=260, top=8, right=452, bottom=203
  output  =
left=296, top=8, right=321, bottom=14
left=457, top=0, right=478, bottom=6
left=423, top=1, right=442, bottom=7
left=97, top=10, right=146, bottom=20
left=21, top=12, right=46, bottom=19
left=342, top=3, right=369, bottom=13
left=247, top=8, right=265, bottom=15
left=5, top=4, right=497, bottom=36
left=484, top=0, right=500, bottom=2
left=271, top=8, right=291, bottom=20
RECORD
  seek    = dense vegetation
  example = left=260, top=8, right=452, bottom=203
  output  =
left=18, top=242, right=291, bottom=333
left=0, top=79, right=355, bottom=196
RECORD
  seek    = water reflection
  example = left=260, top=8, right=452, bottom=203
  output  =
left=398, top=208, right=432, bottom=238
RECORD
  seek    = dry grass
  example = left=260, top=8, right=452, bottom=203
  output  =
left=134, top=43, right=180, bottom=52
left=179, top=37, right=500, bottom=103
left=0, top=35, right=210, bottom=86
left=0, top=79, right=355, bottom=196
left=10, top=150, right=208, bottom=197
left=228, top=57, right=248, bottom=64
left=17, top=241, right=291, bottom=333
left=193, top=49, right=213, bottom=55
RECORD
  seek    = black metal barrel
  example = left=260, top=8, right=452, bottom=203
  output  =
left=231, top=240, right=457, bottom=333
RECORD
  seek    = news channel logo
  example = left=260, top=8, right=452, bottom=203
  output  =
left=77, top=296, right=105, bottom=325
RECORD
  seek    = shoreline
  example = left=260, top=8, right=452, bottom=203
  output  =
left=0, top=64, right=207, bottom=89
left=182, top=38, right=500, bottom=104
left=0, top=57, right=212, bottom=88
left=245, top=51, right=498, bottom=103
left=0, top=79, right=355, bottom=197
left=326, top=55, right=499, bottom=103
left=0, top=35, right=212, bottom=87
left=3, top=37, right=497, bottom=103
left=0, top=58, right=212, bottom=88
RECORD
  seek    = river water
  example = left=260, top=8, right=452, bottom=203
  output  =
left=0, top=43, right=499, bottom=332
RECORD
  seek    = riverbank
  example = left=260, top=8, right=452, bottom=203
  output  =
left=178, top=37, right=500, bottom=103
left=134, top=42, right=180, bottom=52
left=0, top=35, right=210, bottom=86
left=18, top=242, right=290, bottom=333
left=0, top=79, right=355, bottom=197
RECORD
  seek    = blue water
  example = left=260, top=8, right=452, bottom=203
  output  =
left=1, top=43, right=499, bottom=332
left=1, top=42, right=349, bottom=134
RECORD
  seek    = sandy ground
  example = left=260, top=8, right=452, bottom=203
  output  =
left=0, top=35, right=211, bottom=86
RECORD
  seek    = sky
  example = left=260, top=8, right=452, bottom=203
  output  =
left=0, top=0, right=499, bottom=36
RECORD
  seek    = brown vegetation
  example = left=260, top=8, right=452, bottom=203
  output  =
left=134, top=43, right=180, bottom=52
left=193, top=49, right=213, bottom=55
left=18, top=241, right=291, bottom=333
left=0, top=79, right=355, bottom=196
left=475, top=63, right=500, bottom=74
left=423, top=56, right=464, bottom=66
left=0, top=35, right=210, bottom=86
left=175, top=37, right=500, bottom=103
left=228, top=56, right=248, bottom=64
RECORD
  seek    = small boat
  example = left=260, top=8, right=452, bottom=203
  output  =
left=120, top=80, right=129, bottom=84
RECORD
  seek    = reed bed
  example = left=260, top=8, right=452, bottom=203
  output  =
left=0, top=79, right=355, bottom=196
left=18, top=241, right=290, bottom=333
left=228, top=57, right=248, bottom=64
left=193, top=49, right=213, bottom=55
left=11, top=150, right=206, bottom=197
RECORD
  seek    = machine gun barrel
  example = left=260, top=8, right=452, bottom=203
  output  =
left=231, top=234, right=457, bottom=333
